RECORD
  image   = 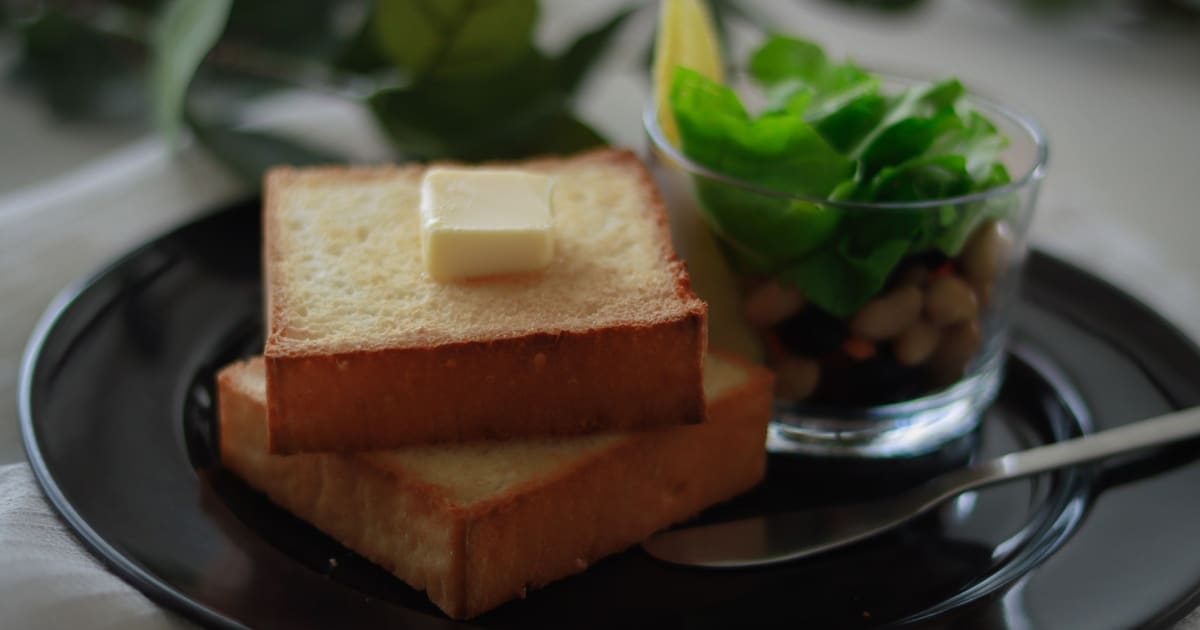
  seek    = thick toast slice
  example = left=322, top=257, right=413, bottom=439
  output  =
left=264, top=149, right=708, bottom=453
left=218, top=353, right=771, bottom=619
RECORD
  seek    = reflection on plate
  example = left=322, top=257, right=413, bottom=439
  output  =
left=20, top=200, right=1200, bottom=629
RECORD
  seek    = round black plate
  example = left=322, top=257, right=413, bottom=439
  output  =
left=20, top=200, right=1200, bottom=629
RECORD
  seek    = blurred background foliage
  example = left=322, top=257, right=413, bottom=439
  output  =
left=1, top=0, right=1196, bottom=185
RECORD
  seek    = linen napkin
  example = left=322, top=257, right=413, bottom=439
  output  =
left=0, top=463, right=193, bottom=630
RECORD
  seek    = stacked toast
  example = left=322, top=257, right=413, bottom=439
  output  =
left=216, top=148, right=773, bottom=619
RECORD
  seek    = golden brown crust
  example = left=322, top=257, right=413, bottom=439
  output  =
left=217, top=353, right=772, bottom=620
left=219, top=358, right=466, bottom=611
left=262, top=149, right=709, bottom=453
left=459, top=361, right=771, bottom=616
left=266, top=313, right=706, bottom=453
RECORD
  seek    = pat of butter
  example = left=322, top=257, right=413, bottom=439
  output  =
left=419, top=168, right=555, bottom=281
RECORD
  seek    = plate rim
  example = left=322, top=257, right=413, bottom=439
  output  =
left=18, top=202, right=257, bottom=630
left=18, top=199, right=1200, bottom=629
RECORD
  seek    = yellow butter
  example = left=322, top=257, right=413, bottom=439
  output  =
left=419, top=168, right=555, bottom=281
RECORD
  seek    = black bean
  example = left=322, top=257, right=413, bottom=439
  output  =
left=845, top=350, right=925, bottom=405
left=774, top=306, right=848, bottom=358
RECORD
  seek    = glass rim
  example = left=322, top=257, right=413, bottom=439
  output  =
left=643, top=70, right=1050, bottom=211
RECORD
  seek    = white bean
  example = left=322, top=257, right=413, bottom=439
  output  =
left=962, top=220, right=1010, bottom=287
left=930, top=321, right=982, bottom=384
left=743, top=282, right=805, bottom=328
left=894, top=321, right=940, bottom=366
left=926, top=275, right=979, bottom=326
left=774, top=357, right=821, bottom=401
left=849, top=286, right=923, bottom=340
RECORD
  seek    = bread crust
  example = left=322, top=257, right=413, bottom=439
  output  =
left=263, top=149, right=708, bottom=453
left=266, top=313, right=706, bottom=452
left=218, top=354, right=772, bottom=619
left=219, top=360, right=468, bottom=609
left=457, top=364, right=771, bottom=616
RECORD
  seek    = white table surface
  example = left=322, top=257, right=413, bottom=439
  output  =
left=2, top=0, right=1198, bottom=627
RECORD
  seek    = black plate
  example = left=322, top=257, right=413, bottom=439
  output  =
left=20, top=200, right=1200, bottom=629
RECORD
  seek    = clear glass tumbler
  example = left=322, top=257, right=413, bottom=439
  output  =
left=646, top=76, right=1048, bottom=458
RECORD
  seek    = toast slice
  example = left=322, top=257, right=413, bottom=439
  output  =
left=218, top=353, right=771, bottom=619
left=263, top=149, right=708, bottom=453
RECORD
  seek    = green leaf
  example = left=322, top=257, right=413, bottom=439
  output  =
left=781, top=237, right=910, bottom=317
left=367, top=54, right=555, bottom=160
left=859, top=101, right=1012, bottom=253
left=334, top=10, right=395, bottom=74
left=859, top=109, right=961, bottom=179
left=224, top=0, right=344, bottom=58
left=785, top=197, right=941, bottom=316
left=523, top=113, right=606, bottom=153
left=920, top=78, right=966, bottom=109
left=695, top=179, right=841, bottom=265
left=846, top=79, right=963, bottom=158
left=367, top=50, right=604, bottom=161
left=670, top=66, right=851, bottom=266
left=761, top=79, right=812, bottom=115
left=868, top=154, right=972, bottom=203
left=372, top=0, right=538, bottom=80
left=749, top=36, right=827, bottom=85
left=671, top=35, right=1017, bottom=315
left=555, top=6, right=636, bottom=94
left=748, top=37, right=873, bottom=97
left=929, top=108, right=1008, bottom=179
left=150, top=0, right=233, bottom=145
left=812, top=92, right=888, bottom=153
left=368, top=92, right=453, bottom=159
left=671, top=67, right=853, bottom=198
left=749, top=35, right=890, bottom=163
left=9, top=9, right=145, bottom=121
left=370, top=85, right=601, bottom=161
left=187, top=115, right=345, bottom=186
left=932, top=163, right=1015, bottom=255
left=861, top=100, right=1007, bottom=198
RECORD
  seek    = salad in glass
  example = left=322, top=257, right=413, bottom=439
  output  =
left=647, top=12, right=1047, bottom=456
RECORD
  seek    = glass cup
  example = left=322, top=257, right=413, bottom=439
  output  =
left=646, top=75, right=1048, bottom=458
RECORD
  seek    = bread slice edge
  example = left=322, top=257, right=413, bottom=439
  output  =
left=217, top=353, right=771, bottom=619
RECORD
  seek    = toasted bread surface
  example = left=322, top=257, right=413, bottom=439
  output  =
left=218, top=353, right=771, bottom=619
left=263, top=149, right=708, bottom=453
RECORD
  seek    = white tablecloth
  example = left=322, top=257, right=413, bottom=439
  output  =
left=0, top=464, right=192, bottom=630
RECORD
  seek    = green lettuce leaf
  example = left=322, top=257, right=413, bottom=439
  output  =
left=750, top=36, right=880, bottom=123
left=670, top=67, right=852, bottom=260
left=864, top=102, right=1014, bottom=254
left=671, top=68, right=853, bottom=198
left=869, top=154, right=972, bottom=201
left=812, top=92, right=888, bottom=153
left=669, top=35, right=1017, bottom=316
left=693, top=179, right=841, bottom=266
left=933, top=163, right=1016, bottom=255
left=748, top=36, right=827, bottom=85
left=851, top=79, right=964, bottom=161
left=781, top=236, right=910, bottom=318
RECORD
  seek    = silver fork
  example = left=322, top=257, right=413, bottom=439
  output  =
left=643, top=406, right=1200, bottom=569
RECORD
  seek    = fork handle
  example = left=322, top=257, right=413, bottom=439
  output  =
left=963, top=406, right=1200, bottom=491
